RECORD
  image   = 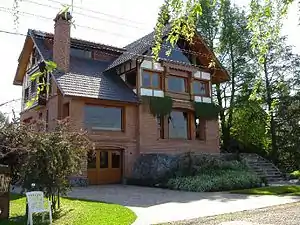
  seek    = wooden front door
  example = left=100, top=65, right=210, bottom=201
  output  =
left=87, top=150, right=122, bottom=185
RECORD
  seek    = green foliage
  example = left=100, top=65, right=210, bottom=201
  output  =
left=290, top=171, right=300, bottom=179
left=27, top=61, right=57, bottom=108
left=231, top=185, right=300, bottom=196
left=276, top=92, right=300, bottom=171
left=231, top=100, right=269, bottom=152
left=166, top=170, right=261, bottom=192
left=193, top=102, right=220, bottom=119
left=153, top=0, right=205, bottom=60
left=0, top=122, right=31, bottom=183
left=0, top=119, right=90, bottom=210
left=4, top=193, right=137, bottom=225
left=128, top=153, right=260, bottom=192
left=20, top=120, right=90, bottom=210
left=142, top=96, right=173, bottom=117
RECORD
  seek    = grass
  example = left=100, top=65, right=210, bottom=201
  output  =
left=230, top=185, right=300, bottom=196
left=0, top=193, right=136, bottom=225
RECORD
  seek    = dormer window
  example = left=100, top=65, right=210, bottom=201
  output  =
left=141, top=70, right=161, bottom=89
left=70, top=47, right=92, bottom=59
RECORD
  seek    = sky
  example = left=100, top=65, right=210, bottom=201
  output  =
left=0, top=0, right=299, bottom=118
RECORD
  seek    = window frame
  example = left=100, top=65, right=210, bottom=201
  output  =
left=84, top=104, right=125, bottom=132
left=167, top=109, right=191, bottom=140
left=156, top=115, right=165, bottom=139
left=195, top=116, right=206, bottom=141
left=192, top=79, right=210, bottom=97
left=141, top=70, right=162, bottom=90
left=167, top=74, right=188, bottom=93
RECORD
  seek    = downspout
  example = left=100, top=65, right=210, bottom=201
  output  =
left=135, top=58, right=144, bottom=157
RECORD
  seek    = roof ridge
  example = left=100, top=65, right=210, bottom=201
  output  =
left=29, top=29, right=126, bottom=52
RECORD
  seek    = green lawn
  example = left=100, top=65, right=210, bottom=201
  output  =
left=1, top=193, right=136, bottom=225
left=230, top=185, right=300, bottom=196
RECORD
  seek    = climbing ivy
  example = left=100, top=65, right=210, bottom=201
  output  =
left=193, top=102, right=221, bottom=119
left=26, top=61, right=57, bottom=108
left=142, top=96, right=173, bottom=117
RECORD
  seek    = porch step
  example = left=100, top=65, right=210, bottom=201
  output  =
left=241, top=153, right=285, bottom=183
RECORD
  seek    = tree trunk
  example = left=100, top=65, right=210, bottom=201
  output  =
left=226, top=40, right=236, bottom=143
left=264, top=58, right=278, bottom=162
left=216, top=83, right=227, bottom=149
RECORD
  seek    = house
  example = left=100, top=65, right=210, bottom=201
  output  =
left=13, top=12, right=229, bottom=185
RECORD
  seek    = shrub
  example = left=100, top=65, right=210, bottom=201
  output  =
left=290, top=170, right=300, bottom=179
left=166, top=170, right=261, bottom=192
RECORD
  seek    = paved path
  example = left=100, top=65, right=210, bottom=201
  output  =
left=167, top=202, right=300, bottom=225
left=65, top=185, right=300, bottom=225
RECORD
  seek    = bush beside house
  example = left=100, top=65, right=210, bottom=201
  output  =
left=128, top=152, right=262, bottom=192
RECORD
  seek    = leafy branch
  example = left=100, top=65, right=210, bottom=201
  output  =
left=26, top=61, right=57, bottom=108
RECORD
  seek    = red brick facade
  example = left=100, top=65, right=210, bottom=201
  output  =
left=18, top=13, right=221, bottom=185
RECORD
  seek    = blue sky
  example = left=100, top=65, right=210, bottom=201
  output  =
left=0, top=0, right=299, bottom=118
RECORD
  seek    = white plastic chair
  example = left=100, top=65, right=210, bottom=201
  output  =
left=26, top=191, right=52, bottom=225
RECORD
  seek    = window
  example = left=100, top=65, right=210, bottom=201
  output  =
left=168, top=111, right=189, bottom=139
left=111, top=151, right=121, bottom=168
left=31, top=80, right=36, bottom=93
left=156, top=115, right=164, bottom=139
left=24, top=87, right=29, bottom=103
left=167, top=76, right=187, bottom=93
left=195, top=117, right=206, bottom=141
left=142, top=70, right=161, bottom=89
left=87, top=150, right=96, bottom=169
left=125, top=71, right=137, bottom=88
left=84, top=105, right=123, bottom=131
left=100, top=151, right=109, bottom=168
left=193, top=80, right=209, bottom=96
left=70, top=47, right=92, bottom=59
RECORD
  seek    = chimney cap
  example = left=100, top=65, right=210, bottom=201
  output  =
left=54, top=11, right=73, bottom=22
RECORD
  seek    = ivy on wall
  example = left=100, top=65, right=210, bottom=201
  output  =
left=193, top=102, right=221, bottom=120
left=142, top=96, right=173, bottom=117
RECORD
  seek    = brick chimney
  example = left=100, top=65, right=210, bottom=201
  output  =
left=53, top=12, right=72, bottom=72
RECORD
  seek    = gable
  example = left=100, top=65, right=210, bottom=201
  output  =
left=106, top=31, right=229, bottom=83
left=13, top=35, right=35, bottom=85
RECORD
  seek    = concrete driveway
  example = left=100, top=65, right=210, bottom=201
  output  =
left=66, top=185, right=300, bottom=225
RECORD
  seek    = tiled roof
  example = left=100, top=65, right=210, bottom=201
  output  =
left=54, top=57, right=138, bottom=102
left=105, top=26, right=193, bottom=71
left=29, top=29, right=138, bottom=103
left=105, top=32, right=155, bottom=71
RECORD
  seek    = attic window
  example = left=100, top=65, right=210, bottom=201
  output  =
left=32, top=47, right=41, bottom=66
left=70, top=47, right=92, bottom=59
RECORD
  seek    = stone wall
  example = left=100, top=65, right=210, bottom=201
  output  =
left=129, top=152, right=242, bottom=183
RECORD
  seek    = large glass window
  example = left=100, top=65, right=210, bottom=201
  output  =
left=168, top=111, right=189, bottom=139
left=84, top=105, right=123, bottom=131
left=168, top=76, right=187, bottom=93
left=142, top=70, right=161, bottom=89
left=193, top=80, right=209, bottom=96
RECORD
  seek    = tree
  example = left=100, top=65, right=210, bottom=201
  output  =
left=0, top=119, right=90, bottom=210
left=21, top=119, right=90, bottom=210
left=276, top=92, right=300, bottom=171
left=0, top=120, right=31, bottom=183
left=0, top=111, right=8, bottom=127
left=196, top=0, right=258, bottom=149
